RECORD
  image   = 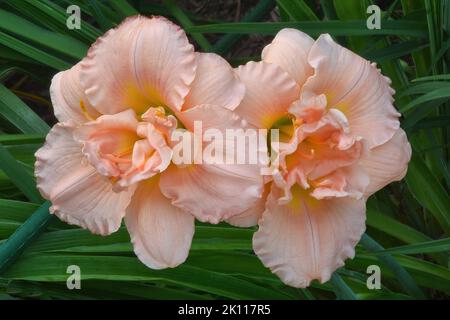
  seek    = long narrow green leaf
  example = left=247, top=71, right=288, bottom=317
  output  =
left=364, top=40, right=429, bottom=62
left=0, top=135, right=45, bottom=145
left=406, top=152, right=450, bottom=235
left=0, top=31, right=70, bottom=70
left=188, top=20, right=428, bottom=37
left=398, top=82, right=450, bottom=98
left=277, top=0, right=319, bottom=21
left=86, top=0, right=114, bottom=31
left=0, top=201, right=51, bottom=274
left=5, top=0, right=101, bottom=44
left=0, top=9, right=87, bottom=60
left=373, top=238, right=450, bottom=255
left=413, top=74, right=450, bottom=82
left=333, top=0, right=370, bottom=51
left=0, top=46, right=34, bottom=64
left=424, top=0, right=438, bottom=74
left=330, top=272, right=357, bottom=300
left=360, top=234, right=426, bottom=299
left=410, top=116, right=450, bottom=132
left=366, top=207, right=433, bottom=244
left=0, top=64, right=34, bottom=82
left=0, top=144, right=42, bottom=203
left=24, top=226, right=253, bottom=254
left=0, top=85, right=49, bottom=135
left=80, top=281, right=210, bottom=300
left=0, top=199, right=39, bottom=223
left=350, top=253, right=450, bottom=294
left=1, top=254, right=292, bottom=299
left=400, top=87, right=450, bottom=112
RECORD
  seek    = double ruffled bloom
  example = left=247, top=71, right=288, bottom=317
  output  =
left=35, top=15, right=411, bottom=288
left=35, top=16, right=263, bottom=269
left=228, top=29, right=411, bottom=287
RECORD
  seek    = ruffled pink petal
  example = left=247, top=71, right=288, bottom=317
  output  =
left=182, top=53, right=245, bottom=111
left=160, top=104, right=265, bottom=223
left=35, top=122, right=134, bottom=235
left=280, top=113, right=365, bottom=181
left=125, top=178, right=195, bottom=269
left=50, top=62, right=100, bottom=124
left=159, top=162, right=263, bottom=224
left=262, top=28, right=314, bottom=87
left=303, top=34, right=400, bottom=148
left=73, top=109, right=139, bottom=177
left=225, top=185, right=269, bottom=227
left=253, top=185, right=366, bottom=287
left=177, top=103, right=246, bottom=132
left=234, top=61, right=300, bottom=128
left=117, top=122, right=173, bottom=188
left=360, top=128, right=412, bottom=197
left=310, top=165, right=369, bottom=200
left=80, top=16, right=196, bottom=115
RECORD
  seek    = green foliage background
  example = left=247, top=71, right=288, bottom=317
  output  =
left=0, top=0, right=449, bottom=300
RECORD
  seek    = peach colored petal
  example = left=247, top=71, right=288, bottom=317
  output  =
left=125, top=178, right=195, bottom=269
left=80, top=16, right=196, bottom=115
left=73, top=109, right=174, bottom=189
left=302, top=34, right=400, bottom=148
left=160, top=104, right=264, bottom=223
left=289, top=93, right=327, bottom=123
left=117, top=122, right=173, bottom=188
left=253, top=185, right=366, bottom=288
left=73, top=109, right=139, bottom=177
left=360, top=128, right=412, bottom=197
left=225, top=185, right=270, bottom=227
left=141, top=107, right=177, bottom=136
left=176, top=103, right=245, bottom=132
left=182, top=53, right=245, bottom=111
left=35, top=121, right=82, bottom=200
left=310, top=165, right=369, bottom=200
left=234, top=61, right=300, bottom=128
left=159, top=162, right=263, bottom=224
left=35, top=122, right=134, bottom=235
left=262, top=28, right=314, bottom=87
left=280, top=113, right=365, bottom=183
left=50, top=62, right=100, bottom=124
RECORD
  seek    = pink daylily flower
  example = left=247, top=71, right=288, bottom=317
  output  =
left=35, top=16, right=263, bottom=269
left=228, top=29, right=412, bottom=287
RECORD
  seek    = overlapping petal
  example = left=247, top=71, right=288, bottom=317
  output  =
left=35, top=122, right=134, bottom=235
left=253, top=185, right=366, bottom=288
left=80, top=16, right=196, bottom=115
left=50, top=62, right=100, bottom=124
left=262, top=28, right=314, bottom=87
left=234, top=61, right=300, bottom=128
left=160, top=104, right=264, bottom=224
left=301, top=34, right=400, bottom=148
left=225, top=185, right=269, bottom=227
left=125, top=178, right=195, bottom=269
left=360, top=129, right=411, bottom=197
left=182, top=53, right=245, bottom=111
left=73, top=109, right=139, bottom=177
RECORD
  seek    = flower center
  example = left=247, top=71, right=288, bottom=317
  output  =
left=74, top=107, right=176, bottom=190
left=272, top=95, right=366, bottom=203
